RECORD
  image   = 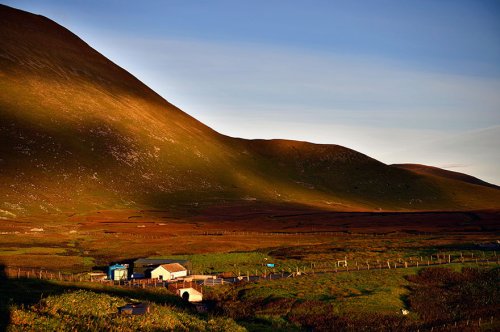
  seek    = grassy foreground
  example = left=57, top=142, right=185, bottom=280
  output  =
left=0, top=276, right=244, bottom=332
left=8, top=290, right=243, bottom=332
left=1, top=264, right=498, bottom=331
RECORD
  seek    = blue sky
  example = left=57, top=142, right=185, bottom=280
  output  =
left=4, top=0, right=500, bottom=183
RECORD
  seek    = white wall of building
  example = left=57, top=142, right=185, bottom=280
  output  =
left=151, top=266, right=187, bottom=280
left=177, top=287, right=203, bottom=302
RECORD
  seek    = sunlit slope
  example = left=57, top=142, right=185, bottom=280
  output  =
left=0, top=4, right=241, bottom=214
left=393, top=164, right=499, bottom=189
left=1, top=4, right=499, bottom=217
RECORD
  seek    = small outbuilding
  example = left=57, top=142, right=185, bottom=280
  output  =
left=177, top=287, right=203, bottom=302
left=88, top=272, right=107, bottom=282
left=151, top=263, right=187, bottom=281
left=168, top=281, right=203, bottom=302
left=108, top=264, right=128, bottom=281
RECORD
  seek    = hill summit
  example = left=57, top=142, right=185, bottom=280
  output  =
left=1, top=4, right=499, bottom=217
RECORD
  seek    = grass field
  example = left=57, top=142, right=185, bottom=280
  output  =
left=3, top=264, right=496, bottom=331
left=157, top=252, right=270, bottom=275
left=1, top=209, right=499, bottom=331
left=204, top=264, right=499, bottom=331
left=0, top=208, right=499, bottom=331
left=210, top=267, right=416, bottom=314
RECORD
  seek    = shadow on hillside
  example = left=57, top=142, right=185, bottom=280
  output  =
left=0, top=263, right=188, bottom=331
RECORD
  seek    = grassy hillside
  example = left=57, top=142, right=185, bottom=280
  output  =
left=1, top=4, right=499, bottom=218
left=393, top=163, right=499, bottom=189
left=0, top=275, right=245, bottom=331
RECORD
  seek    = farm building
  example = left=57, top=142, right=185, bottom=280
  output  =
left=176, top=287, right=202, bottom=302
left=108, top=264, right=128, bottom=280
left=133, top=258, right=188, bottom=276
left=130, top=272, right=145, bottom=279
left=168, top=282, right=203, bottom=302
left=88, top=272, right=107, bottom=281
left=151, top=263, right=187, bottom=280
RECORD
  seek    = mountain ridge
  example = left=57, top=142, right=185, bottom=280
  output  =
left=1, top=4, right=499, bottom=218
left=392, top=163, right=499, bottom=190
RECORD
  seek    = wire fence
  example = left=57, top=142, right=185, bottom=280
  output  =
left=3, top=253, right=498, bottom=287
left=3, top=259, right=498, bottom=330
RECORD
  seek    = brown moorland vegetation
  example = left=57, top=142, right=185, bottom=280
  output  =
left=0, top=207, right=498, bottom=272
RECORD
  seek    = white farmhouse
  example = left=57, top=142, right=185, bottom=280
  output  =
left=151, top=263, right=187, bottom=280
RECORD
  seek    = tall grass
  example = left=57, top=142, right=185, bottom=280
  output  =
left=8, top=289, right=245, bottom=331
